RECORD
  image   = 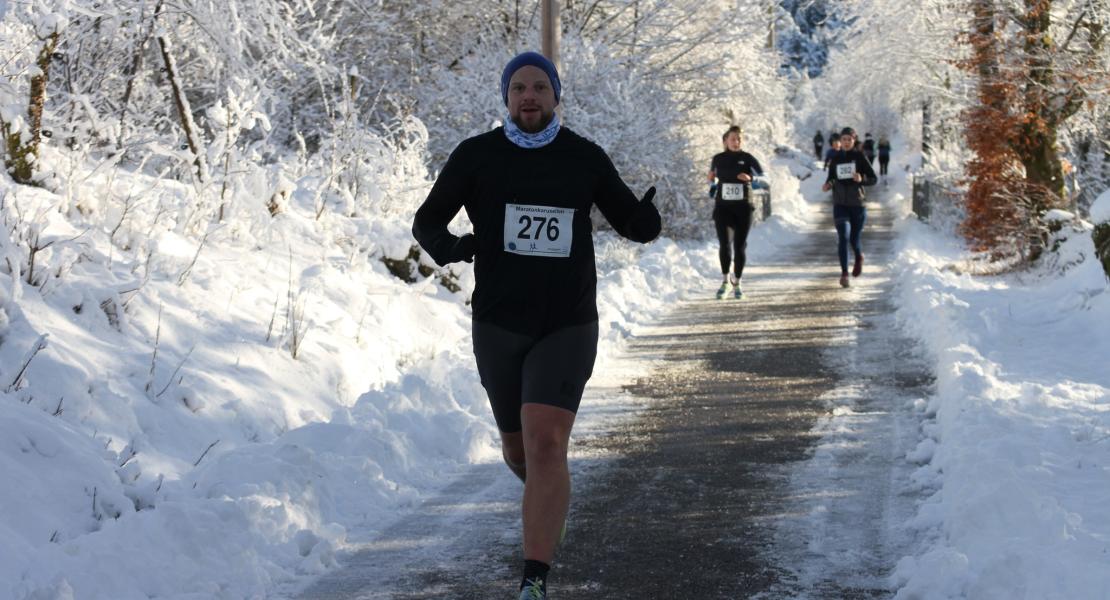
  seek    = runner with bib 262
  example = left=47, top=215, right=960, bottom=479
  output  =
left=821, top=126, right=877, bottom=289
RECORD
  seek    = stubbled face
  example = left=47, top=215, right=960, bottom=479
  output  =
left=507, top=65, right=557, bottom=133
left=725, top=132, right=742, bottom=152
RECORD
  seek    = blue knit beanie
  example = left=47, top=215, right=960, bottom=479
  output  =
left=500, top=51, right=561, bottom=106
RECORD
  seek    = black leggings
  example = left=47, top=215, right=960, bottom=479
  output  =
left=879, top=157, right=889, bottom=175
left=472, top=320, right=599, bottom=433
left=713, top=203, right=754, bottom=277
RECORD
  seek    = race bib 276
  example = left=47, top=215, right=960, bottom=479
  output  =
left=504, top=204, right=575, bottom=257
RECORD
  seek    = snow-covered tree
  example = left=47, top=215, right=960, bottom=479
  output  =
left=0, top=0, right=70, bottom=184
left=405, top=0, right=790, bottom=230
left=775, top=0, right=851, bottom=77
left=819, top=0, right=969, bottom=165
left=955, top=0, right=1107, bottom=258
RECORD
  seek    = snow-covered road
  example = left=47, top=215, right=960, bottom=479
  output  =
left=292, top=191, right=927, bottom=599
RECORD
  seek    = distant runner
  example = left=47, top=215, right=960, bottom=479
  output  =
left=822, top=127, right=877, bottom=288
left=813, top=130, right=824, bottom=160
left=878, top=136, right=892, bottom=184
left=862, top=132, right=876, bottom=165
left=708, top=125, right=764, bottom=299
left=412, top=51, right=661, bottom=600
left=824, top=134, right=841, bottom=172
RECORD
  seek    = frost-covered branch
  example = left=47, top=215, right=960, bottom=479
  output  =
left=5, top=334, right=49, bottom=393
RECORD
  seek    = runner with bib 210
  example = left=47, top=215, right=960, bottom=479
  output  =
left=707, top=125, right=764, bottom=299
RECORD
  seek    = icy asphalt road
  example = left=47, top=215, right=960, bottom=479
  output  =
left=292, top=189, right=930, bottom=599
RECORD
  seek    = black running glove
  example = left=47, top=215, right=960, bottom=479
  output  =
left=448, top=233, right=477, bottom=263
left=624, top=187, right=662, bottom=243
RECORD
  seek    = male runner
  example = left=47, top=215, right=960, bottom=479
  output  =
left=862, top=132, right=877, bottom=165
left=824, top=133, right=841, bottom=171
left=878, top=136, right=892, bottom=183
left=412, top=51, right=661, bottom=600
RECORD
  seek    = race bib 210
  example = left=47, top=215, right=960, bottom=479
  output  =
left=721, top=183, right=744, bottom=201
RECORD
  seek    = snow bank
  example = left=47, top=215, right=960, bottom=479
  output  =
left=889, top=217, right=1110, bottom=600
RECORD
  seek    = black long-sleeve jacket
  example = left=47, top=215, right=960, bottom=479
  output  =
left=412, top=127, right=661, bottom=336
left=709, top=150, right=764, bottom=205
left=824, top=149, right=878, bottom=207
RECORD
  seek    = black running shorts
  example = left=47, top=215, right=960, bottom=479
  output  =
left=472, top=320, right=599, bottom=433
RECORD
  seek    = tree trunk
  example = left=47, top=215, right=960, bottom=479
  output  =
left=1021, top=127, right=1065, bottom=202
left=1017, top=0, right=1066, bottom=206
left=542, top=0, right=560, bottom=70
left=119, top=0, right=165, bottom=149
left=4, top=31, right=60, bottom=184
left=156, top=32, right=208, bottom=182
left=973, top=0, right=1001, bottom=109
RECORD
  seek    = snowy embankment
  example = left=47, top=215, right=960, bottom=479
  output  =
left=889, top=194, right=1110, bottom=599
left=0, top=137, right=811, bottom=598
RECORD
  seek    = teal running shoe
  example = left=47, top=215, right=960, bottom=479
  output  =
left=519, top=577, right=546, bottom=600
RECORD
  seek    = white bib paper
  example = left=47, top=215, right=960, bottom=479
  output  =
left=721, top=183, right=745, bottom=201
left=836, top=162, right=856, bottom=180
left=504, top=204, right=575, bottom=257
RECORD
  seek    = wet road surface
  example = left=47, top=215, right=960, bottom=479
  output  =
left=296, top=192, right=930, bottom=599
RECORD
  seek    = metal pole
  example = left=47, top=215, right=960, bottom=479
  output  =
left=633, top=1, right=639, bottom=50
left=922, top=99, right=932, bottom=168
left=766, top=1, right=775, bottom=50
left=542, top=0, right=560, bottom=69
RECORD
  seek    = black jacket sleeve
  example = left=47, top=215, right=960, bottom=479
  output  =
left=592, top=148, right=661, bottom=243
left=412, top=142, right=477, bottom=266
